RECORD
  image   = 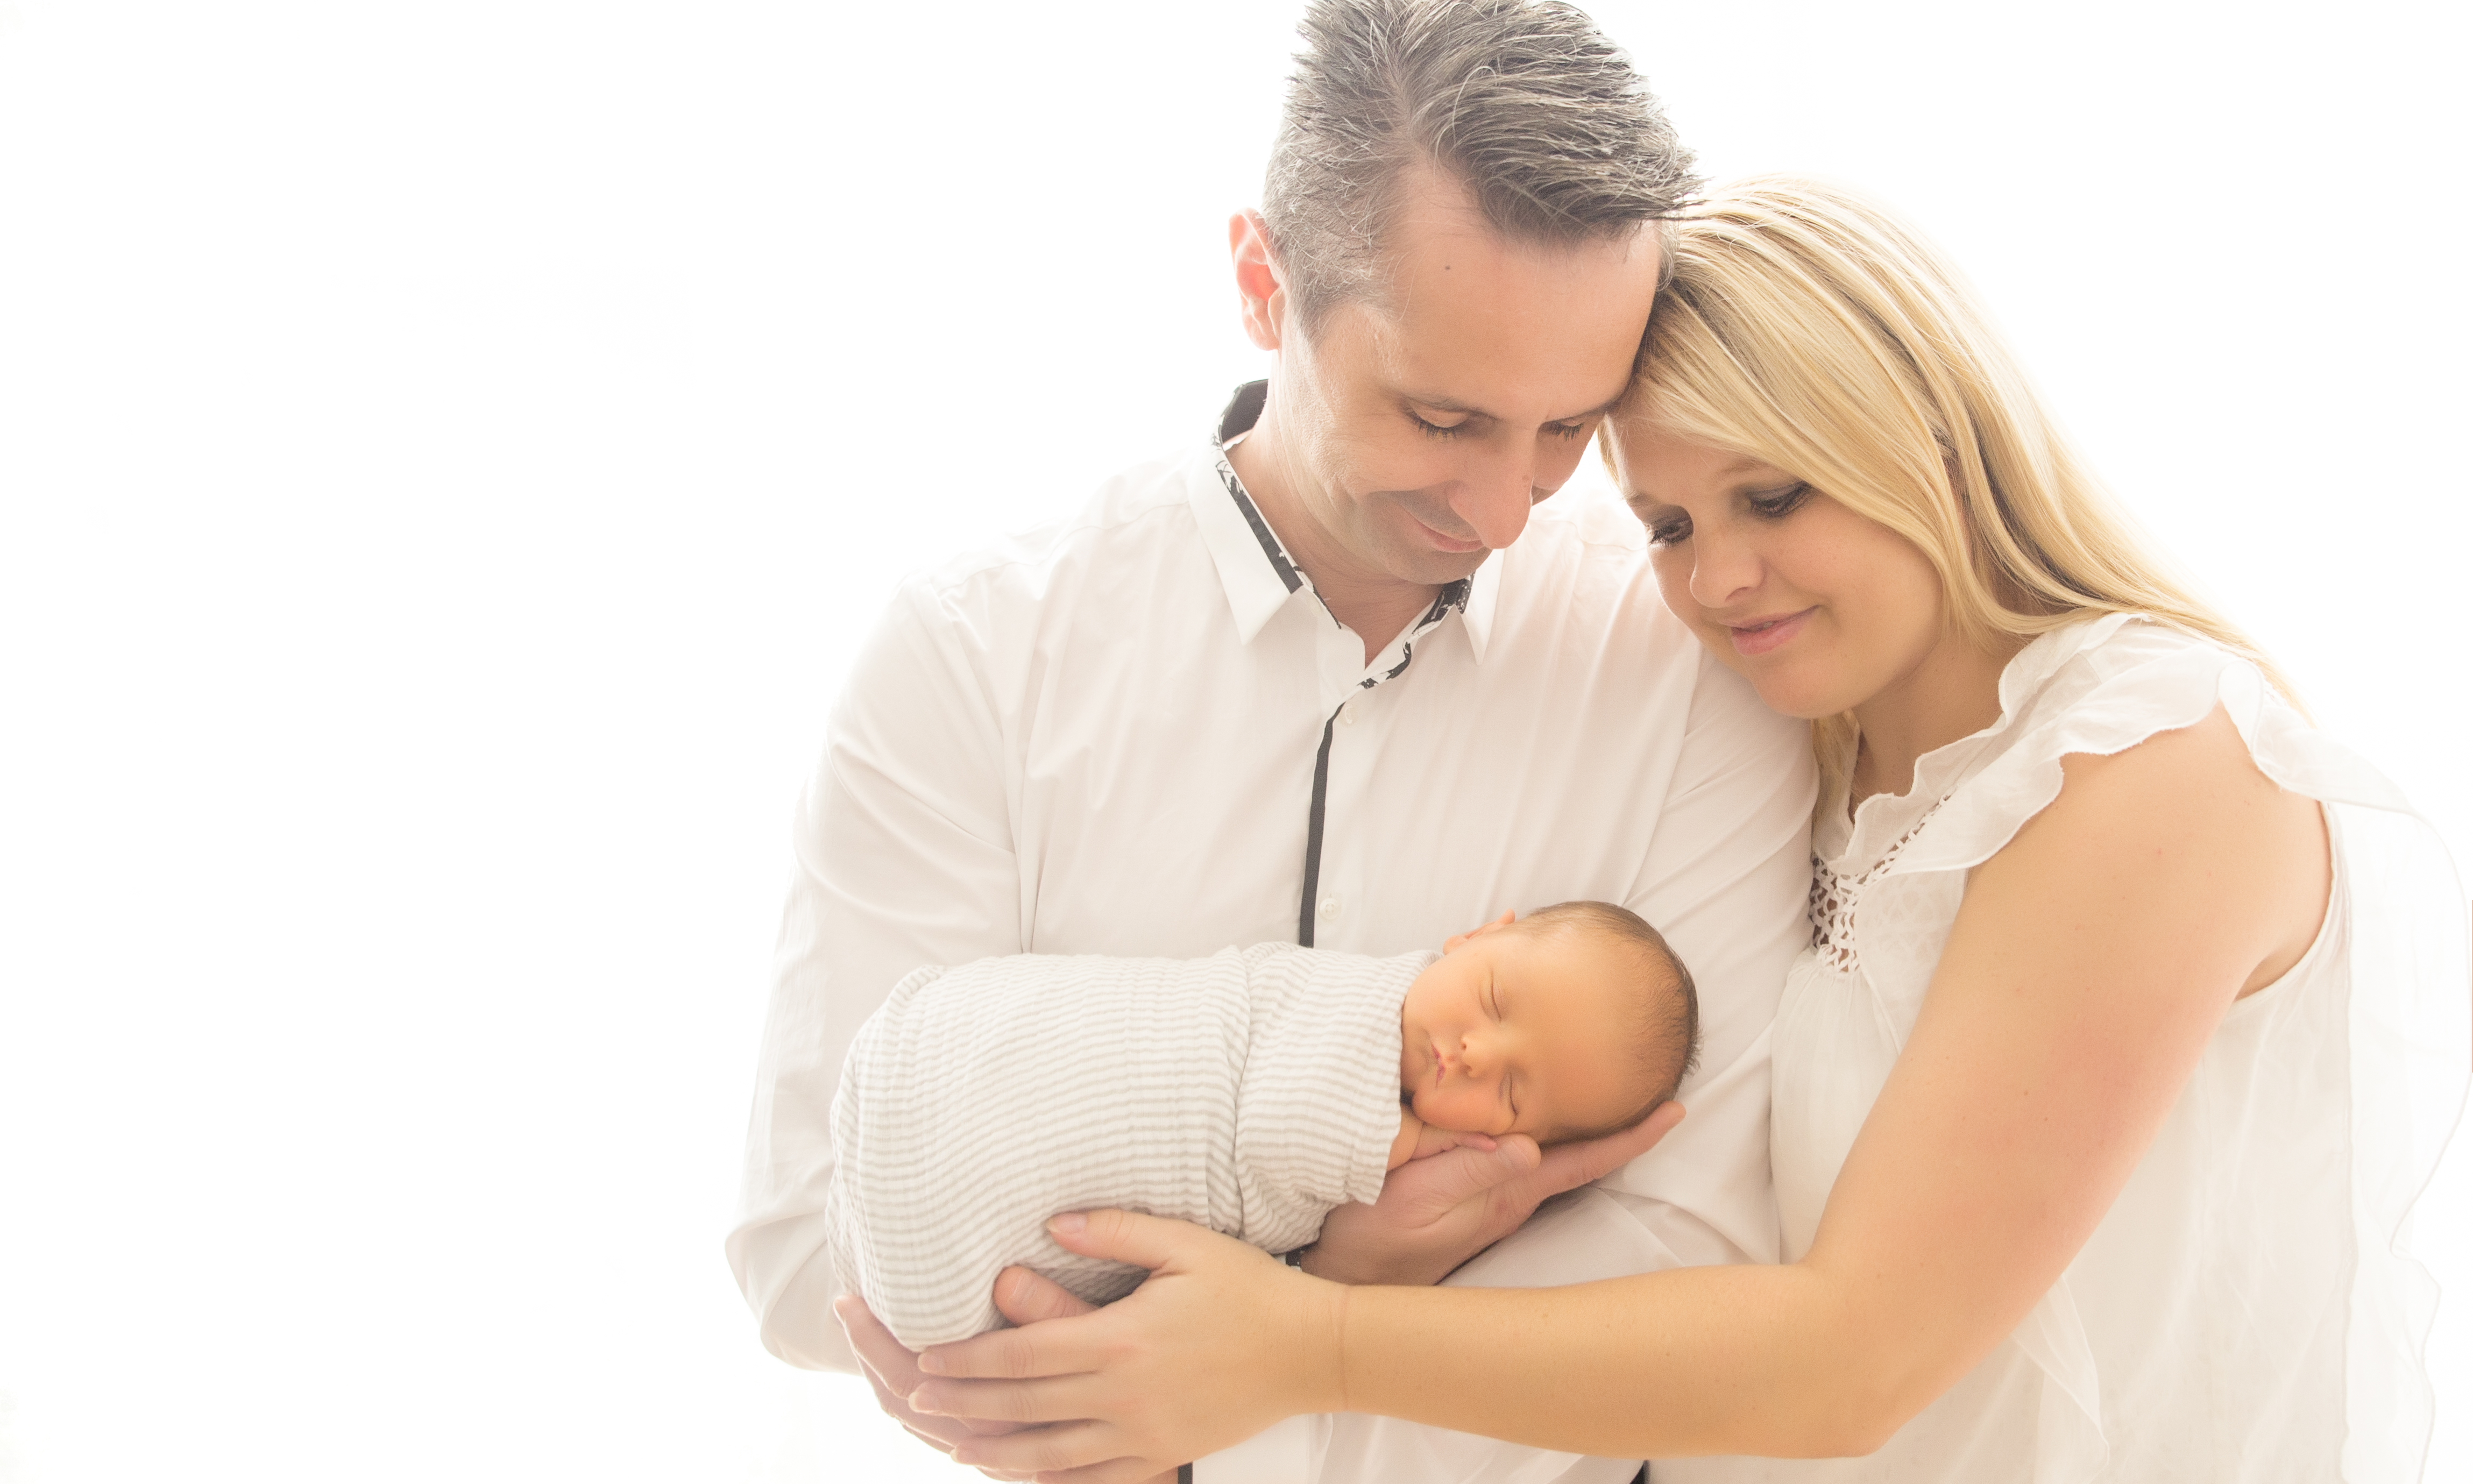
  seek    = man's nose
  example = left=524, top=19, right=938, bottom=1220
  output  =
left=1450, top=451, right=1540, bottom=550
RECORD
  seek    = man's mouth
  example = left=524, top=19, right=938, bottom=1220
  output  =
left=1409, top=513, right=1486, bottom=555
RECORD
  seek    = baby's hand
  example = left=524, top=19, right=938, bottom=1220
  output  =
left=1387, top=1108, right=1499, bottom=1170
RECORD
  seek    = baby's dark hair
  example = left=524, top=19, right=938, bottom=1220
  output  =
left=1513, top=900, right=1699, bottom=1140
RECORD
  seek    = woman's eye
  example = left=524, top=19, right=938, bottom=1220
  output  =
left=1645, top=516, right=1691, bottom=546
left=1748, top=482, right=1811, bottom=519
left=1409, top=410, right=1469, bottom=438
left=1545, top=420, right=1588, bottom=442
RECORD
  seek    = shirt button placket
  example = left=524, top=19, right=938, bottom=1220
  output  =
left=1315, top=680, right=1379, bottom=950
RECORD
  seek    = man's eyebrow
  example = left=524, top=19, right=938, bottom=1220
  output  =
left=1397, top=390, right=1490, bottom=417
left=1396, top=389, right=1629, bottom=423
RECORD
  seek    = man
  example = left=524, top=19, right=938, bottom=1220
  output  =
left=726, top=2, right=1813, bottom=1479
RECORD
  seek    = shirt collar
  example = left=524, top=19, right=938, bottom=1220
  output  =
left=1190, top=436, right=1303, bottom=645
left=1459, top=548, right=1501, bottom=663
left=1191, top=380, right=1494, bottom=658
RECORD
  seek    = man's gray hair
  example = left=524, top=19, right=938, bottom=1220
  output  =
left=1263, top=0, right=1699, bottom=330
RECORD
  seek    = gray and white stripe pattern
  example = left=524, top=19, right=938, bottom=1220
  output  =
left=826, top=942, right=1428, bottom=1348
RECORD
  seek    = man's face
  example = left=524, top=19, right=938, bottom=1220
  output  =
left=1263, top=169, right=1662, bottom=590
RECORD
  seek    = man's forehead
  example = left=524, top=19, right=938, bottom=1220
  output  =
left=1374, top=215, right=1661, bottom=323
left=1342, top=275, right=1652, bottom=424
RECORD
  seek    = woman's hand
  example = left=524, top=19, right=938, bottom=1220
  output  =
left=837, top=1267, right=1107, bottom=1481
left=908, top=1211, right=1350, bottom=1483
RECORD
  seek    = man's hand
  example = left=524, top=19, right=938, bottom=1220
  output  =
left=837, top=1268, right=1136, bottom=1482
left=1306, top=1101, right=1685, bottom=1286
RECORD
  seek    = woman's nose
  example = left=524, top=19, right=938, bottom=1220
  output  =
left=1688, top=521, right=1762, bottom=610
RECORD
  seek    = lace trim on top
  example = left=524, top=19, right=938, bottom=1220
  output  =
left=1809, top=796, right=1948, bottom=973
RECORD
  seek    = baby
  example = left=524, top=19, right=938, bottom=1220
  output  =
left=827, top=900, right=1697, bottom=1348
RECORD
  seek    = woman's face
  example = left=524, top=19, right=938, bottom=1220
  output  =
left=1605, top=418, right=1950, bottom=720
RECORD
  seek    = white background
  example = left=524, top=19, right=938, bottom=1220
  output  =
left=2, top=2, right=2466, bottom=1480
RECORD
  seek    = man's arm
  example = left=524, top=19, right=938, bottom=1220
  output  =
left=725, top=575, right=1025, bottom=1373
left=1210, top=650, right=1813, bottom=1483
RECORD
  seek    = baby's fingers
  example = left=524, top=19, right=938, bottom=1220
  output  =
left=1414, top=1125, right=1496, bottom=1158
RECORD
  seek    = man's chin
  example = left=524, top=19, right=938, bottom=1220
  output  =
left=1382, top=543, right=1491, bottom=590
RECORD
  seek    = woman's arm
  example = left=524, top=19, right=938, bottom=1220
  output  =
left=910, top=708, right=2332, bottom=1474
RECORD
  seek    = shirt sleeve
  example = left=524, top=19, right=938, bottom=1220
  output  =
left=725, top=573, right=1027, bottom=1373
left=1200, top=650, right=1816, bottom=1484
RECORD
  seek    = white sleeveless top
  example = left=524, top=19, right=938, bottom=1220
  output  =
left=1662, top=615, right=2468, bottom=1483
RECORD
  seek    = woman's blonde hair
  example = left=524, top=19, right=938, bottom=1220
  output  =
left=1622, top=175, right=2298, bottom=805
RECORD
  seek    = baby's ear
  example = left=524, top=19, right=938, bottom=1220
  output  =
left=1442, top=909, right=1519, bottom=953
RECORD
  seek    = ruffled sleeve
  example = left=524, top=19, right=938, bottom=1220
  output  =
left=1855, top=615, right=2469, bottom=1482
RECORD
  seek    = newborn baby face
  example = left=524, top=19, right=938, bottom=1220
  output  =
left=1398, top=917, right=1645, bottom=1144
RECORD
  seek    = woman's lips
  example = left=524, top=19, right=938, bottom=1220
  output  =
left=1727, top=608, right=1812, bottom=657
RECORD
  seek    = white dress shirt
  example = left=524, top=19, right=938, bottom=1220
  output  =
left=726, top=387, right=1817, bottom=1482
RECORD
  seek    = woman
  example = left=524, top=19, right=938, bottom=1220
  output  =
left=901, top=178, right=2469, bottom=1482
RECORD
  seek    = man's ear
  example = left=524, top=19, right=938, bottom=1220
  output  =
left=1441, top=909, right=1519, bottom=954
left=1229, top=209, right=1287, bottom=352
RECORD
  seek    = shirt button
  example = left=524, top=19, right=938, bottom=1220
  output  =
left=1338, top=706, right=1356, bottom=726
left=1318, top=896, right=1342, bottom=921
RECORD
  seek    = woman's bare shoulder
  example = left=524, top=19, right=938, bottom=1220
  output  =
left=2007, top=704, right=2329, bottom=993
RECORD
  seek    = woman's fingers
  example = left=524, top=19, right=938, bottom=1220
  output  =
left=838, top=1297, right=1026, bottom=1443
left=1038, top=1209, right=1207, bottom=1272
left=923, top=1210, right=1239, bottom=1383
left=993, top=1264, right=1097, bottom=1325
left=921, top=1305, right=1114, bottom=1381
left=911, top=1370, right=1112, bottom=1428
left=929, top=1213, right=1340, bottom=1469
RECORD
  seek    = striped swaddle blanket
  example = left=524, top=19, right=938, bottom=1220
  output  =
left=827, top=942, right=1428, bottom=1347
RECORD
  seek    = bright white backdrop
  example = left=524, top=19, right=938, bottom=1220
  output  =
left=1, top=2, right=2465, bottom=1480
